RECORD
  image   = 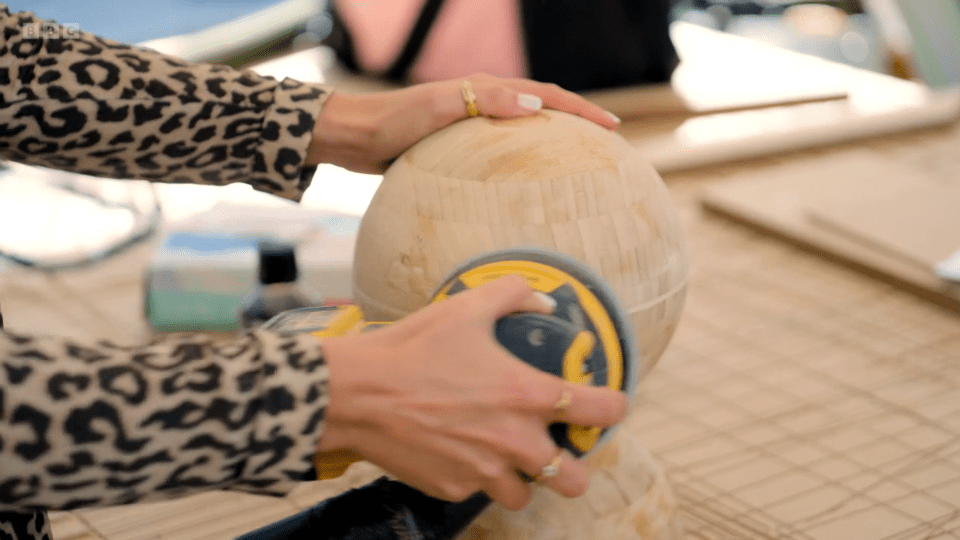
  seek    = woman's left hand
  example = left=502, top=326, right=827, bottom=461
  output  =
left=306, top=73, right=621, bottom=173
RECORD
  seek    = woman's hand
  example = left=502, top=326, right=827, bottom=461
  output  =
left=306, top=73, right=621, bottom=173
left=317, top=276, right=628, bottom=511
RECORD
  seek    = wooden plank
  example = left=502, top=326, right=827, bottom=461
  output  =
left=698, top=152, right=960, bottom=313
left=809, top=182, right=960, bottom=268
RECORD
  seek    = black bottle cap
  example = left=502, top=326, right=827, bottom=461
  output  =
left=258, top=241, right=298, bottom=284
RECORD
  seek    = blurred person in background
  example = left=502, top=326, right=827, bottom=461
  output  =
left=323, top=0, right=678, bottom=92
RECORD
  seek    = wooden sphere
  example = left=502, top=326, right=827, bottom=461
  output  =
left=353, top=110, right=689, bottom=376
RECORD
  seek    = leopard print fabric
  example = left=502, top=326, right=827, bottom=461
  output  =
left=0, top=4, right=338, bottom=515
left=0, top=5, right=330, bottom=200
left=0, top=328, right=329, bottom=511
left=0, top=511, right=49, bottom=540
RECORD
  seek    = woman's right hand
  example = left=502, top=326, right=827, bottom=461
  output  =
left=317, top=276, right=628, bottom=511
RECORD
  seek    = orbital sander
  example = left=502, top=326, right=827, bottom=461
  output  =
left=237, top=248, right=640, bottom=540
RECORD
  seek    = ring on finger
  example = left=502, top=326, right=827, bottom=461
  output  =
left=553, top=385, right=573, bottom=421
left=461, top=80, right=480, bottom=117
left=531, top=450, right=563, bottom=482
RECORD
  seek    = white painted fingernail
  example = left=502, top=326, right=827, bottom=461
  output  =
left=518, top=93, right=543, bottom=111
left=607, top=111, right=621, bottom=124
left=534, top=292, right=557, bottom=312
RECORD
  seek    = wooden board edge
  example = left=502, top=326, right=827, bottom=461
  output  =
left=699, top=191, right=960, bottom=315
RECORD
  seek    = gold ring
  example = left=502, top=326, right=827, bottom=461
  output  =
left=553, top=386, right=573, bottom=421
left=461, top=80, right=480, bottom=117
left=532, top=451, right=563, bottom=482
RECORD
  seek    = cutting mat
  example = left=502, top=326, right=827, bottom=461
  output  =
left=676, top=119, right=960, bottom=537
left=630, top=193, right=960, bottom=538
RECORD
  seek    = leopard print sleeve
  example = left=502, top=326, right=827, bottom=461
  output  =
left=0, top=6, right=340, bottom=511
left=0, top=328, right=330, bottom=511
left=0, top=5, right=332, bottom=201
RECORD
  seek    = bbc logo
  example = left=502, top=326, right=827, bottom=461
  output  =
left=21, top=22, right=81, bottom=40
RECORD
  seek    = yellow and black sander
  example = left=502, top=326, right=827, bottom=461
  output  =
left=237, top=248, right=640, bottom=540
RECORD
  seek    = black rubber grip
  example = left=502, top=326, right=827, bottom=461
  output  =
left=235, top=477, right=491, bottom=540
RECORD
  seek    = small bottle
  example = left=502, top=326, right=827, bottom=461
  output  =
left=238, top=241, right=325, bottom=330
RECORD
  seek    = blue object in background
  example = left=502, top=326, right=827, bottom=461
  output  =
left=145, top=232, right=261, bottom=333
left=8, top=0, right=286, bottom=43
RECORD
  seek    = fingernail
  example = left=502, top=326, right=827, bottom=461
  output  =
left=607, top=111, right=621, bottom=124
left=517, top=93, right=543, bottom=111
left=534, top=292, right=557, bottom=313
